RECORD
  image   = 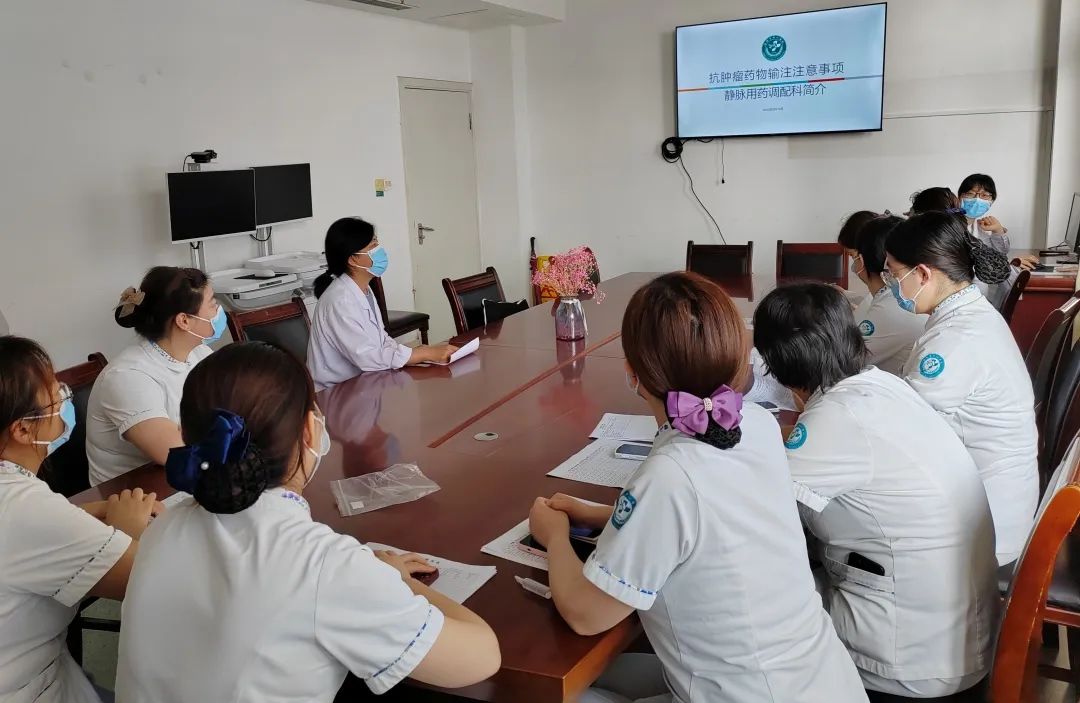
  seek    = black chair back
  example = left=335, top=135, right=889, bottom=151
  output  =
left=1044, top=336, right=1080, bottom=487
left=686, top=241, right=754, bottom=279
left=776, top=241, right=849, bottom=287
left=46, top=353, right=108, bottom=497
left=443, top=267, right=507, bottom=335
left=225, top=298, right=311, bottom=363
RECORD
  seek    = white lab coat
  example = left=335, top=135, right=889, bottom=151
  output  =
left=786, top=368, right=998, bottom=695
left=903, top=285, right=1038, bottom=565
left=582, top=406, right=868, bottom=703
left=307, top=275, right=411, bottom=391
left=0, top=461, right=131, bottom=703
left=116, top=488, right=443, bottom=702
left=85, top=340, right=211, bottom=486
left=855, top=287, right=928, bottom=376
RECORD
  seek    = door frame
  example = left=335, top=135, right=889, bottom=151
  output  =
left=397, top=76, right=482, bottom=314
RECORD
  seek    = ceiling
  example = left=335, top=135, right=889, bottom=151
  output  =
left=307, top=0, right=562, bottom=29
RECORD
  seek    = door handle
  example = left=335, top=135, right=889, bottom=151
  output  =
left=417, top=223, right=435, bottom=245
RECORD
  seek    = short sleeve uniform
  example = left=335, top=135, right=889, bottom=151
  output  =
left=903, top=285, right=1038, bottom=565
left=582, top=406, right=868, bottom=703
left=86, top=340, right=211, bottom=486
left=855, top=288, right=928, bottom=376
left=116, top=487, right=443, bottom=702
left=307, top=276, right=411, bottom=391
left=786, top=369, right=998, bottom=691
left=0, top=461, right=131, bottom=703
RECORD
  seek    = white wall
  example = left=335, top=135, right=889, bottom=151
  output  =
left=0, top=0, right=469, bottom=367
left=1049, top=0, right=1080, bottom=245
left=516, top=0, right=1060, bottom=280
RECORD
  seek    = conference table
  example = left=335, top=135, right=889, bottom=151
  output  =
left=73, top=272, right=799, bottom=703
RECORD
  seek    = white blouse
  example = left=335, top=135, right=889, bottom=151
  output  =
left=85, top=340, right=211, bottom=486
left=0, top=461, right=131, bottom=703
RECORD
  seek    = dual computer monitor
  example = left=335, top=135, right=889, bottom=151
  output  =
left=167, top=163, right=312, bottom=243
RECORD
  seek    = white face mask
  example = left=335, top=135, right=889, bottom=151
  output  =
left=303, top=412, right=331, bottom=487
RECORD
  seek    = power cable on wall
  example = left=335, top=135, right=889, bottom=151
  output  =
left=662, top=137, right=727, bottom=244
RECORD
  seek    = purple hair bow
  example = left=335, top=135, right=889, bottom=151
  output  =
left=665, top=385, right=743, bottom=437
left=165, top=410, right=250, bottom=493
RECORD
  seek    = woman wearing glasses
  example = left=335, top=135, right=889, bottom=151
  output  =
left=0, top=336, right=159, bottom=703
left=883, top=212, right=1037, bottom=567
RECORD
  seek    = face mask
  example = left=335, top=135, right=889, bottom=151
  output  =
left=303, top=413, right=331, bottom=486
left=961, top=197, right=992, bottom=219
left=361, top=246, right=389, bottom=277
left=188, top=306, right=227, bottom=345
left=887, top=268, right=925, bottom=314
left=625, top=371, right=640, bottom=397
left=28, top=397, right=76, bottom=457
left=850, top=256, right=864, bottom=277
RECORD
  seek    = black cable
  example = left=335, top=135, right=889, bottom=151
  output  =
left=720, top=139, right=726, bottom=184
left=250, top=225, right=272, bottom=243
left=678, top=155, right=726, bottom=244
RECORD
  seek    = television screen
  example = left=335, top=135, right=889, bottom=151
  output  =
left=676, top=3, right=887, bottom=139
left=167, top=170, right=257, bottom=243
left=254, top=163, right=313, bottom=226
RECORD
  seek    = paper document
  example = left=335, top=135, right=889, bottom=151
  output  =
left=547, top=439, right=641, bottom=488
left=589, top=413, right=658, bottom=443
left=481, top=519, right=550, bottom=571
left=481, top=497, right=609, bottom=571
left=431, top=337, right=479, bottom=365
left=366, top=543, right=496, bottom=604
left=745, top=348, right=798, bottom=411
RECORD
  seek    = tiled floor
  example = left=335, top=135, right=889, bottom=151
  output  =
left=81, top=609, right=1080, bottom=701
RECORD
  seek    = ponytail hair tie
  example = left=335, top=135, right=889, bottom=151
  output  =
left=166, top=410, right=251, bottom=493
left=116, top=287, right=146, bottom=318
left=666, top=385, right=743, bottom=437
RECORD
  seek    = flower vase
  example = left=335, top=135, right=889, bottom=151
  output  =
left=555, top=297, right=587, bottom=341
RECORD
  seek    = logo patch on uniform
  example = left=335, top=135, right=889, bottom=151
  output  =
left=784, top=422, right=808, bottom=450
left=858, top=320, right=875, bottom=337
left=611, top=490, right=637, bottom=530
left=919, top=353, right=945, bottom=379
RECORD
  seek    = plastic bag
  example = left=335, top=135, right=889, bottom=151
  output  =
left=330, top=463, right=440, bottom=517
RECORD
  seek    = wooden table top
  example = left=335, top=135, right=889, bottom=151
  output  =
left=72, top=271, right=800, bottom=703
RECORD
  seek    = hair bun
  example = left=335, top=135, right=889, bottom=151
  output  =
left=967, top=236, right=1011, bottom=284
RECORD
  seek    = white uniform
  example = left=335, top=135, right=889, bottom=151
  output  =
left=0, top=461, right=131, bottom=703
left=308, top=276, right=411, bottom=391
left=86, top=340, right=211, bottom=486
left=786, top=368, right=998, bottom=696
left=116, top=487, right=443, bottom=702
left=904, top=285, right=1038, bottom=565
left=582, top=405, right=868, bottom=703
left=854, top=287, right=928, bottom=376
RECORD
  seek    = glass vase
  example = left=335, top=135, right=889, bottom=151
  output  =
left=555, top=297, right=587, bottom=341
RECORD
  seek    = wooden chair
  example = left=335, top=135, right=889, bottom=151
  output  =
left=1000, top=270, right=1033, bottom=325
left=46, top=353, right=107, bottom=498
left=776, top=241, right=849, bottom=288
left=686, top=241, right=754, bottom=280
left=993, top=434, right=1080, bottom=700
left=1026, top=295, right=1080, bottom=444
left=369, top=278, right=429, bottom=344
left=443, top=266, right=515, bottom=335
left=225, top=297, right=311, bottom=362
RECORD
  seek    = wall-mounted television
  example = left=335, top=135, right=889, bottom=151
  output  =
left=676, top=3, right=887, bottom=139
left=167, top=170, right=257, bottom=243
left=253, top=163, right=313, bottom=226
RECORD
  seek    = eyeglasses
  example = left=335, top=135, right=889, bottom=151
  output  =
left=961, top=190, right=993, bottom=200
left=880, top=269, right=907, bottom=289
left=25, top=383, right=71, bottom=419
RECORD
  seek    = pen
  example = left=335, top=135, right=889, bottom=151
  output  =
left=515, top=575, right=552, bottom=599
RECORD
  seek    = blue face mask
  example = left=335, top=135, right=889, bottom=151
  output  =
left=189, top=306, right=227, bottom=345
left=961, top=197, right=992, bottom=219
left=362, top=246, right=389, bottom=277
left=886, top=269, right=925, bottom=314
left=29, top=396, right=76, bottom=457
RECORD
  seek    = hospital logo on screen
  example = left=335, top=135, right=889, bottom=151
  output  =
left=762, top=35, right=787, bottom=61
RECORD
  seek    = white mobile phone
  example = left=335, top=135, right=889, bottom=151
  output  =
left=614, top=443, right=651, bottom=461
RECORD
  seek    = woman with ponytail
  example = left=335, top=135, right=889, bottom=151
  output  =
left=885, top=211, right=1037, bottom=567
left=528, top=273, right=866, bottom=703
left=307, top=217, right=457, bottom=390
left=116, top=342, right=500, bottom=701
left=753, top=283, right=997, bottom=698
